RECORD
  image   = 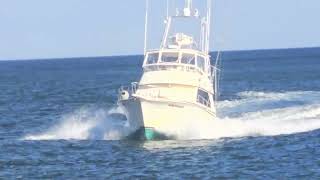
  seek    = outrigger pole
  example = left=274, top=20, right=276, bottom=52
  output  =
left=206, top=0, right=212, bottom=54
left=144, top=0, right=149, bottom=56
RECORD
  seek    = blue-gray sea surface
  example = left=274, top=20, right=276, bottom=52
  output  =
left=1, top=48, right=320, bottom=179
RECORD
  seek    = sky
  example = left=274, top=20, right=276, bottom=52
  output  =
left=0, top=0, right=319, bottom=60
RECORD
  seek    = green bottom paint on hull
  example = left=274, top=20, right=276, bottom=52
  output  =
left=144, top=128, right=156, bottom=140
left=128, top=127, right=172, bottom=141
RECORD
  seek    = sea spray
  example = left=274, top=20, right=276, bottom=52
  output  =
left=24, top=106, right=135, bottom=140
left=24, top=91, right=320, bottom=141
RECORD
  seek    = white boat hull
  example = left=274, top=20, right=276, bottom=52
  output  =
left=119, top=97, right=216, bottom=139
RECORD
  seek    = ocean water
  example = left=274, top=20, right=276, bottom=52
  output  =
left=1, top=48, right=320, bottom=178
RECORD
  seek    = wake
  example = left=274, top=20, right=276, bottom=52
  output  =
left=23, top=91, right=320, bottom=140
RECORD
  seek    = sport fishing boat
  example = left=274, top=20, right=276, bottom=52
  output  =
left=117, top=0, right=220, bottom=140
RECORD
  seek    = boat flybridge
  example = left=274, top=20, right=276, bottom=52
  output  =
left=118, top=0, right=220, bottom=140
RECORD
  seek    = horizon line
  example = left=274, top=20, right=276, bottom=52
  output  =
left=1, top=46, right=319, bottom=62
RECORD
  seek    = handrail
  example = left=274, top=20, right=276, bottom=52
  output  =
left=120, top=82, right=213, bottom=109
left=143, top=63, right=207, bottom=75
left=145, top=49, right=210, bottom=59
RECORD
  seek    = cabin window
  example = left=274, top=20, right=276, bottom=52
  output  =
left=146, top=53, right=159, bottom=64
left=181, top=53, right=195, bottom=65
left=161, top=52, right=179, bottom=63
left=197, top=89, right=211, bottom=107
left=197, top=56, right=205, bottom=72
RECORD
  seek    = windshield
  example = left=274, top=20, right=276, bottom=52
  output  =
left=197, top=56, right=205, bottom=72
left=146, top=53, right=159, bottom=64
left=181, top=53, right=195, bottom=65
left=161, top=52, right=179, bottom=63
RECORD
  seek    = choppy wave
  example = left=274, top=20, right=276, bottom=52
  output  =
left=24, top=91, right=320, bottom=140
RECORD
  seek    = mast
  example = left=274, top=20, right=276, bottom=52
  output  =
left=183, top=0, right=192, bottom=17
left=186, top=0, right=192, bottom=9
left=144, top=0, right=149, bottom=56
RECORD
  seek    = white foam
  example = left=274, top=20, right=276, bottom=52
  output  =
left=24, top=91, right=320, bottom=141
left=24, top=106, right=134, bottom=141
left=171, top=91, right=320, bottom=140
